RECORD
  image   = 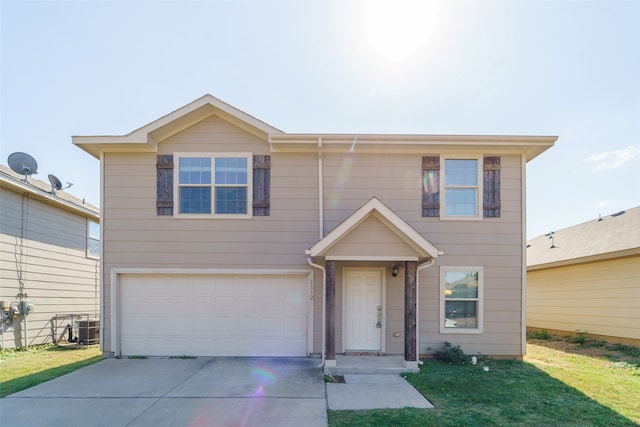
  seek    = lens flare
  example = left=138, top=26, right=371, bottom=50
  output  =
left=251, top=367, right=277, bottom=386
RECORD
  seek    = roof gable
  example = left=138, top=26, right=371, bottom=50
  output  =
left=73, top=94, right=283, bottom=159
left=527, top=206, right=640, bottom=269
left=308, top=197, right=441, bottom=259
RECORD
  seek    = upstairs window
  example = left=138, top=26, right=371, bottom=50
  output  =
left=87, top=220, right=100, bottom=258
left=443, top=158, right=480, bottom=218
left=176, top=153, right=251, bottom=217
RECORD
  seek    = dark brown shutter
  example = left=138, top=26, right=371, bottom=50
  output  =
left=253, top=155, right=270, bottom=216
left=156, top=155, right=174, bottom=216
left=422, top=156, right=440, bottom=217
left=483, top=156, right=501, bottom=218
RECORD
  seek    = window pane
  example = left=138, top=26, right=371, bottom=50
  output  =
left=444, top=271, right=479, bottom=298
left=445, top=188, right=477, bottom=215
left=215, top=157, right=247, bottom=185
left=180, top=187, right=211, bottom=214
left=445, top=159, right=477, bottom=186
left=445, top=301, right=478, bottom=328
left=88, top=239, right=100, bottom=258
left=179, top=157, right=211, bottom=184
left=88, top=221, right=100, bottom=240
left=215, top=187, right=247, bottom=214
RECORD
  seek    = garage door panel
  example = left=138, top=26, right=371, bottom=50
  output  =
left=119, top=274, right=309, bottom=357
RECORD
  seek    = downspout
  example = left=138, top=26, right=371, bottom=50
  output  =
left=317, top=138, right=324, bottom=239
left=306, top=251, right=326, bottom=368
left=415, top=253, right=441, bottom=365
left=521, top=154, right=528, bottom=356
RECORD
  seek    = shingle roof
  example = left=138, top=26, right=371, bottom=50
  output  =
left=527, top=206, right=640, bottom=270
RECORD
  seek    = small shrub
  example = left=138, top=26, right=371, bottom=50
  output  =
left=435, top=341, right=470, bottom=364
left=528, top=329, right=551, bottom=340
left=128, top=355, right=148, bottom=359
left=169, top=355, right=196, bottom=359
left=567, top=330, right=588, bottom=345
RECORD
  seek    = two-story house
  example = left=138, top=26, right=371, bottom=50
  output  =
left=74, top=94, right=555, bottom=369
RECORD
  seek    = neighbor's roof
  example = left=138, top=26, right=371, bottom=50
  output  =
left=527, top=206, right=640, bottom=270
left=0, top=164, right=99, bottom=219
left=74, top=94, right=557, bottom=161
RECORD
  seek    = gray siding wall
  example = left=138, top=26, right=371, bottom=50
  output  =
left=0, top=187, right=99, bottom=349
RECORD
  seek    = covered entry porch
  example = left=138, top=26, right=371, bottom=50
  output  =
left=306, top=197, right=442, bottom=371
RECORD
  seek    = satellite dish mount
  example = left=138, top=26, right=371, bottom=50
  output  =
left=8, top=152, right=38, bottom=183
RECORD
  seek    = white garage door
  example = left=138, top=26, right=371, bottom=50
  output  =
left=119, top=273, right=309, bottom=357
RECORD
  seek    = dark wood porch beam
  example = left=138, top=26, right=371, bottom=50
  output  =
left=326, top=260, right=336, bottom=360
left=404, top=260, right=417, bottom=361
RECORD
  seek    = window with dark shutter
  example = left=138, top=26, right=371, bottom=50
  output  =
left=483, top=157, right=501, bottom=218
left=253, top=155, right=270, bottom=216
left=156, top=154, right=174, bottom=216
left=422, top=156, right=440, bottom=217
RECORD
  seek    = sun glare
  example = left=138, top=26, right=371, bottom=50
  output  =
left=361, top=0, right=442, bottom=63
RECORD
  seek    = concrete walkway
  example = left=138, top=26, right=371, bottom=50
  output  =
left=326, top=374, right=434, bottom=411
left=322, top=355, right=434, bottom=411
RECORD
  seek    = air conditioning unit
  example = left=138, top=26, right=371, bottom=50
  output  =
left=78, top=320, right=100, bottom=344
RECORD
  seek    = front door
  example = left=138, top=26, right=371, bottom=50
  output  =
left=344, top=268, right=383, bottom=351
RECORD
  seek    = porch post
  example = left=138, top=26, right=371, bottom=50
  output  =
left=404, top=261, right=418, bottom=368
left=325, top=260, right=336, bottom=365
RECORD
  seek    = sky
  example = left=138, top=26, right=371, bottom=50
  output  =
left=1, top=0, right=639, bottom=239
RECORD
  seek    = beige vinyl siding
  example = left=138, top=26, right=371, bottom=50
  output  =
left=0, top=188, right=99, bottom=349
left=101, top=112, right=527, bottom=356
left=327, top=216, right=419, bottom=258
left=322, top=153, right=525, bottom=356
left=527, top=256, right=640, bottom=341
left=101, top=117, right=320, bottom=353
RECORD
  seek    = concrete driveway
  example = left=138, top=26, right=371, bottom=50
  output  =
left=1, top=357, right=327, bottom=427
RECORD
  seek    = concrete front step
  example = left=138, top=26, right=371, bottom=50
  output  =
left=323, top=355, right=420, bottom=375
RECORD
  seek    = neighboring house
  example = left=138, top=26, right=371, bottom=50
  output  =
left=527, top=207, right=640, bottom=345
left=73, top=94, right=555, bottom=368
left=0, top=164, right=100, bottom=349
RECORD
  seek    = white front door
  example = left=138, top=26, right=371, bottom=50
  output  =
left=344, top=268, right=383, bottom=351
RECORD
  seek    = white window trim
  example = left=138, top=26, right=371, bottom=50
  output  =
left=439, top=266, right=484, bottom=334
left=173, top=152, right=253, bottom=219
left=440, top=155, right=482, bottom=220
left=87, top=219, right=100, bottom=259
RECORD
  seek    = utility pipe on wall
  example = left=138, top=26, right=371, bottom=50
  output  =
left=306, top=251, right=326, bottom=368
left=317, top=138, right=324, bottom=239
left=415, top=255, right=440, bottom=364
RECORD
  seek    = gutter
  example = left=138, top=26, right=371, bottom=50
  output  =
left=306, top=250, right=326, bottom=369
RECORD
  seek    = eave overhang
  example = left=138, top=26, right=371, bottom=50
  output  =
left=307, top=197, right=442, bottom=260
left=0, top=168, right=99, bottom=219
left=270, top=134, right=557, bottom=162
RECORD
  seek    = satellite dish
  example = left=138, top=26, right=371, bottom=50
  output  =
left=8, top=152, right=38, bottom=182
left=48, top=174, right=62, bottom=191
left=48, top=174, right=73, bottom=194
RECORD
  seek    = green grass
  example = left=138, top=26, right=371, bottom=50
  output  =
left=0, top=344, right=102, bottom=397
left=329, top=339, right=640, bottom=427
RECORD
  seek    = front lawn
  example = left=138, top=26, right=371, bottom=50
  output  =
left=0, top=344, right=102, bottom=397
left=329, top=337, right=640, bottom=426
